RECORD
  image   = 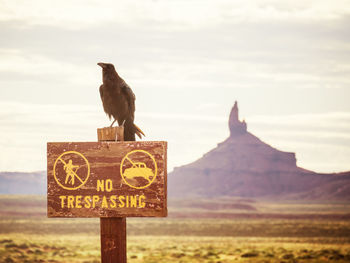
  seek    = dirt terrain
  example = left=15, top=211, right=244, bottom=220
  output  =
left=1, top=195, right=350, bottom=262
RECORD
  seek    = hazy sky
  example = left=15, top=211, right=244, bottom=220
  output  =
left=0, top=0, right=349, bottom=173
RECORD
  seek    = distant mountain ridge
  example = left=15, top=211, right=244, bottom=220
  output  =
left=0, top=171, right=46, bottom=194
left=168, top=102, right=350, bottom=200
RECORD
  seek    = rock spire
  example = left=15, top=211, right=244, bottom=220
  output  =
left=229, top=101, right=247, bottom=136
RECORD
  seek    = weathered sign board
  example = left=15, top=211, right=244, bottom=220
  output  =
left=47, top=141, right=167, bottom=217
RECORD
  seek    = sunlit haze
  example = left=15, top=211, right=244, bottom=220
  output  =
left=0, top=0, right=349, bottom=173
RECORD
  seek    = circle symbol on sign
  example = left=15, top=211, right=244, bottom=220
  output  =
left=120, top=150, right=158, bottom=189
left=53, top=151, right=90, bottom=190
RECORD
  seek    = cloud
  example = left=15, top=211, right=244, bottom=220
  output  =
left=1, top=0, right=350, bottom=94
left=249, top=112, right=350, bottom=128
left=1, top=0, right=350, bottom=29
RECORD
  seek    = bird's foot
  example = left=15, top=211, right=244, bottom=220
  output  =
left=110, top=119, right=117, bottom=127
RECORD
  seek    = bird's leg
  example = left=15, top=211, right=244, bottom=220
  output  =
left=110, top=119, right=117, bottom=127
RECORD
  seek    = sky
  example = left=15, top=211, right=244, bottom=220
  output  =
left=0, top=0, right=349, bottom=173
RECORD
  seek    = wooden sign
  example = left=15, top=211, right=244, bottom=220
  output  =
left=47, top=141, right=167, bottom=218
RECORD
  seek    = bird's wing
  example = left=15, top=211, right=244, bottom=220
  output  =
left=99, top=84, right=112, bottom=120
left=99, top=84, right=104, bottom=101
left=121, top=84, right=136, bottom=116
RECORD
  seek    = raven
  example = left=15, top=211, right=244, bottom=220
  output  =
left=97, top=62, right=144, bottom=141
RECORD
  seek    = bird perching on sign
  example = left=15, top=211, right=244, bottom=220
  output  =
left=97, top=62, right=145, bottom=141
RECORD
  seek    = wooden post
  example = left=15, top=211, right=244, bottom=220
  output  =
left=97, top=126, right=124, bottom=142
left=98, top=126, right=126, bottom=263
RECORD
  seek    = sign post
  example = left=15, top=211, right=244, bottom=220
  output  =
left=47, top=126, right=167, bottom=262
left=99, top=126, right=126, bottom=263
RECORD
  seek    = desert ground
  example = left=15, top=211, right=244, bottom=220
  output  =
left=1, top=195, right=350, bottom=263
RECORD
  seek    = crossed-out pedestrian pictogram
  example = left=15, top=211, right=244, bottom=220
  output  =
left=53, top=151, right=90, bottom=190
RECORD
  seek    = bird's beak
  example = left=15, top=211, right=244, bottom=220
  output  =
left=97, top=62, right=105, bottom=68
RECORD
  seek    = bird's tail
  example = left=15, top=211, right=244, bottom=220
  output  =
left=134, top=123, right=145, bottom=139
left=123, top=118, right=145, bottom=141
